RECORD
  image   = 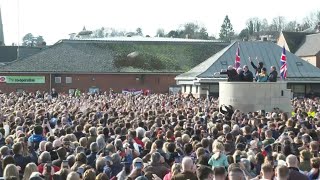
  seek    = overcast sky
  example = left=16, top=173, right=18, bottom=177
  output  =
left=0, top=0, right=319, bottom=45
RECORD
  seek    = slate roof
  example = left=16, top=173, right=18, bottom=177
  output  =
left=0, top=46, right=43, bottom=63
left=0, top=39, right=227, bottom=73
left=295, top=33, right=320, bottom=56
left=281, top=31, right=312, bottom=53
left=72, top=36, right=225, bottom=43
left=176, top=41, right=320, bottom=81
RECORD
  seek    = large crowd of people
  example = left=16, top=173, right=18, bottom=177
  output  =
left=0, top=89, right=319, bottom=180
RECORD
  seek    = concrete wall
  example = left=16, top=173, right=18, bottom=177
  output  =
left=219, top=82, right=292, bottom=112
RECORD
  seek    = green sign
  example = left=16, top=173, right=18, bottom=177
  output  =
left=6, top=76, right=45, bottom=84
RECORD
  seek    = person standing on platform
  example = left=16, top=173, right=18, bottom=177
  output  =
left=249, top=57, right=264, bottom=76
left=256, top=67, right=269, bottom=82
left=268, top=66, right=278, bottom=82
left=241, top=65, right=254, bottom=82
left=215, top=65, right=239, bottom=82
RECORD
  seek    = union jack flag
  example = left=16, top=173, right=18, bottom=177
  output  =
left=280, top=46, right=287, bottom=79
left=234, top=42, right=240, bottom=69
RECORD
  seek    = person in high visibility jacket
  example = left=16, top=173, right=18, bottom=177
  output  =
left=75, top=88, right=81, bottom=97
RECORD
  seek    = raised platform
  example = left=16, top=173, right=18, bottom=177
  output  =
left=219, top=82, right=292, bottom=113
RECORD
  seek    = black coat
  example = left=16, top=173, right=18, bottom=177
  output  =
left=220, top=69, right=239, bottom=82
left=251, top=62, right=263, bottom=75
left=268, top=71, right=278, bottom=82
left=241, top=70, right=254, bottom=82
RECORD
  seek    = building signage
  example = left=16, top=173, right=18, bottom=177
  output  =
left=0, top=76, right=5, bottom=83
left=2, top=76, right=45, bottom=84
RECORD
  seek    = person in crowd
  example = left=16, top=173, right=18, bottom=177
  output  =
left=87, top=142, right=98, bottom=168
left=196, top=165, right=213, bottom=180
left=12, top=142, right=37, bottom=173
left=249, top=57, right=264, bottom=76
left=275, top=165, right=290, bottom=180
left=268, top=66, right=278, bottom=82
left=52, top=147, right=67, bottom=167
left=208, top=141, right=229, bottom=169
left=286, top=155, right=309, bottom=180
left=171, top=157, right=197, bottom=180
left=163, top=163, right=182, bottom=180
left=299, top=150, right=312, bottom=172
left=3, top=164, right=19, bottom=180
left=307, top=157, right=320, bottom=179
left=144, top=152, right=169, bottom=179
left=256, top=67, right=269, bottom=82
left=28, top=125, right=46, bottom=151
left=228, top=166, right=246, bottom=180
left=252, top=163, right=274, bottom=180
left=23, top=163, right=38, bottom=180
left=51, top=88, right=58, bottom=98
left=213, top=166, right=227, bottom=180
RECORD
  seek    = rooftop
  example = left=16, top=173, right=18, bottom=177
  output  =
left=295, top=33, right=320, bottom=56
left=0, top=39, right=228, bottom=73
left=176, top=41, right=320, bottom=81
left=68, top=36, right=226, bottom=43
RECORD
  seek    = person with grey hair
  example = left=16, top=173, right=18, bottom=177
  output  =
left=214, top=65, right=239, bottom=82
left=66, top=171, right=80, bottom=180
left=144, top=152, right=170, bottom=179
left=96, top=134, right=106, bottom=152
left=87, top=142, right=99, bottom=168
left=240, top=158, right=256, bottom=178
left=87, top=127, right=97, bottom=149
left=96, top=157, right=107, bottom=174
left=286, top=155, right=308, bottom=180
left=108, top=153, right=123, bottom=178
left=242, top=65, right=254, bottom=82
left=268, top=66, right=278, bottom=82
left=38, top=151, right=60, bottom=174
left=172, top=157, right=197, bottom=180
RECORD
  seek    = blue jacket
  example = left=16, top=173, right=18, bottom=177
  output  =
left=28, top=134, right=46, bottom=143
left=87, top=152, right=97, bottom=168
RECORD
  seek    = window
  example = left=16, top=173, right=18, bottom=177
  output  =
left=196, top=86, right=198, bottom=93
left=55, top=77, right=61, bottom=83
left=184, top=85, right=186, bottom=92
left=69, top=89, right=75, bottom=96
left=66, top=77, right=72, bottom=84
left=89, top=87, right=99, bottom=94
left=190, top=85, right=193, bottom=93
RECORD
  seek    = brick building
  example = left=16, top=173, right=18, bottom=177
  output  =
left=0, top=38, right=228, bottom=94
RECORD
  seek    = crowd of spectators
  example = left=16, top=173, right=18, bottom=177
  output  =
left=0, top=90, right=319, bottom=180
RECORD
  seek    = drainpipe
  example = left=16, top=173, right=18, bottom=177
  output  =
left=49, top=73, right=52, bottom=94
